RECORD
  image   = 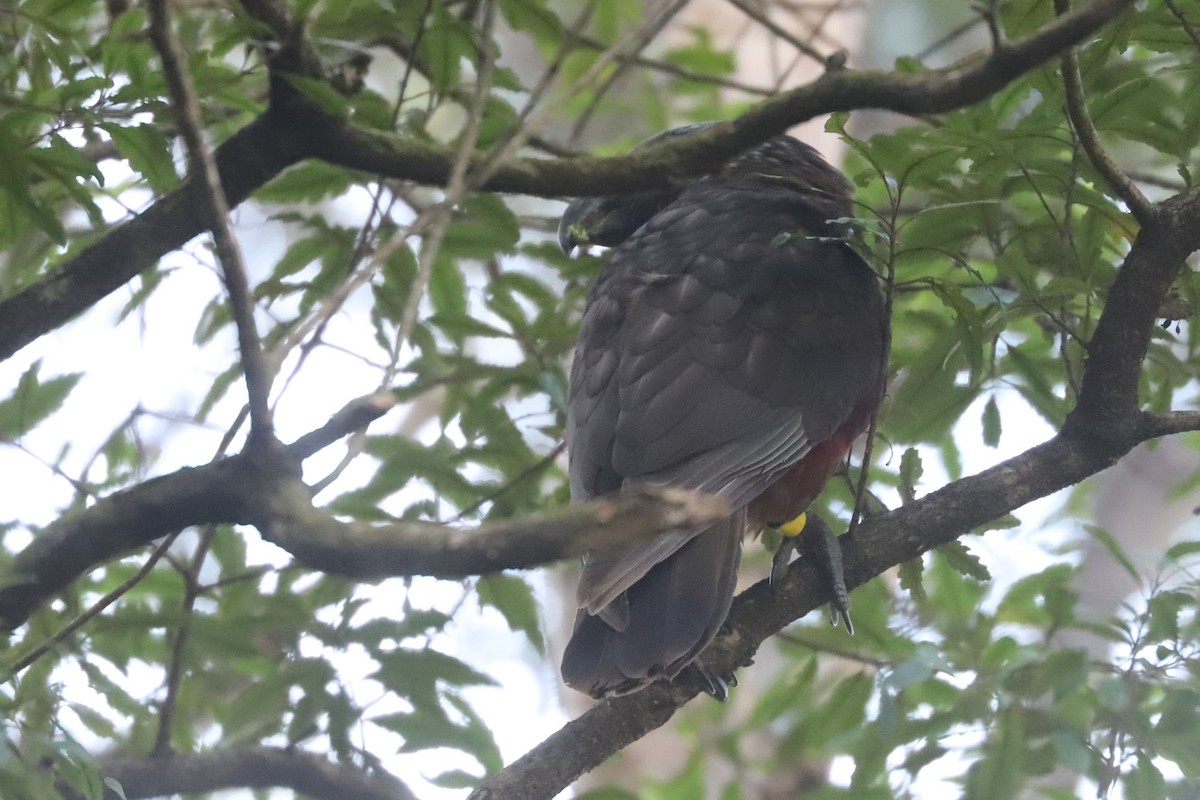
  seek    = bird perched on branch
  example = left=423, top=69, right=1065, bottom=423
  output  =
left=558, top=125, right=886, bottom=699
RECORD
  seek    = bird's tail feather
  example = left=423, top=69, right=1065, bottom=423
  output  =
left=561, top=509, right=745, bottom=698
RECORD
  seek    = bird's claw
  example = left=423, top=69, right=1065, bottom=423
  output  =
left=771, top=534, right=799, bottom=584
left=686, top=658, right=737, bottom=701
left=803, top=517, right=854, bottom=635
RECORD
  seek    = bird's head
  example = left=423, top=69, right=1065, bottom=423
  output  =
left=558, top=124, right=854, bottom=253
left=557, top=124, right=715, bottom=254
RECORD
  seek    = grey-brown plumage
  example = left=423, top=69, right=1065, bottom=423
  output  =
left=560, top=129, right=886, bottom=698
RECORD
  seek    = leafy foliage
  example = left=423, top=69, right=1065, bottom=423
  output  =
left=0, top=0, right=1197, bottom=798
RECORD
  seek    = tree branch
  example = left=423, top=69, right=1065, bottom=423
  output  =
left=0, top=390, right=728, bottom=629
left=465, top=427, right=1194, bottom=799
left=308, top=0, right=1135, bottom=196
left=1054, top=0, right=1153, bottom=225
left=148, top=0, right=276, bottom=445
left=1067, top=186, right=1200, bottom=440
left=0, top=111, right=306, bottom=363
left=257, top=482, right=728, bottom=580
left=70, top=747, right=418, bottom=800
left=0, top=0, right=1134, bottom=365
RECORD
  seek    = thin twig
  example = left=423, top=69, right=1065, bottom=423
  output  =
left=386, top=0, right=501, bottom=385
left=776, top=630, right=890, bottom=668
left=849, top=190, right=899, bottom=536
left=725, top=0, right=828, bottom=65
left=148, top=0, right=276, bottom=446
left=152, top=526, right=215, bottom=756
left=445, top=440, right=566, bottom=524
left=1053, top=0, right=1153, bottom=225
left=1163, top=0, right=1200, bottom=57
left=573, top=32, right=773, bottom=96
left=8, top=534, right=179, bottom=674
left=916, top=14, right=985, bottom=62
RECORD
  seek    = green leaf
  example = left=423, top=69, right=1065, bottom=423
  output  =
left=373, top=239, right=418, bottom=323
left=898, top=447, right=922, bottom=503
left=220, top=672, right=290, bottom=744
left=373, top=647, right=495, bottom=708
left=0, top=119, right=65, bottom=243
left=419, top=6, right=476, bottom=93
left=257, top=161, right=357, bottom=203
left=1125, top=752, right=1166, bottom=800
left=1082, top=524, right=1140, bottom=583
left=281, top=74, right=350, bottom=119
left=102, top=123, right=179, bottom=192
left=442, top=194, right=521, bottom=261
left=429, top=769, right=484, bottom=789
left=981, top=395, right=1001, bottom=447
left=0, top=361, right=82, bottom=439
left=499, top=0, right=563, bottom=45
left=429, top=254, right=469, bottom=323
left=477, top=573, right=544, bottom=653
left=103, top=778, right=129, bottom=800
left=1164, top=540, right=1200, bottom=562
left=374, top=699, right=501, bottom=772
left=936, top=540, right=991, bottom=582
left=898, top=557, right=925, bottom=601
left=966, top=707, right=1027, bottom=800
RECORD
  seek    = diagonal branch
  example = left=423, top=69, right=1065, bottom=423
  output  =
left=0, top=390, right=729, bottom=631
left=1053, top=0, right=1153, bottom=225
left=0, top=0, right=1135, bottom=365
left=724, top=0, right=828, bottom=65
left=308, top=0, right=1136, bottom=196
left=148, top=0, right=275, bottom=444
left=1067, top=186, right=1200, bottom=438
left=66, top=746, right=418, bottom=800
left=0, top=111, right=306, bottom=363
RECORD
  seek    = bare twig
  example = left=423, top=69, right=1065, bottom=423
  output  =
left=567, top=0, right=689, bottom=145
left=1053, top=0, right=1153, bottom=225
left=1163, top=0, right=1200, bottom=56
left=776, top=630, right=890, bottom=668
left=725, top=0, right=828, bottom=65
left=152, top=527, right=214, bottom=756
left=148, top=0, right=276, bottom=445
left=8, top=533, right=178, bottom=675
left=573, top=32, right=773, bottom=96
left=388, top=0, right=501, bottom=382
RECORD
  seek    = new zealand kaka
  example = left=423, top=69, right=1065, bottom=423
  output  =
left=558, top=126, right=886, bottom=698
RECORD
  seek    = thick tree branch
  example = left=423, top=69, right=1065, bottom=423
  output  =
left=308, top=0, right=1134, bottom=196
left=71, top=747, right=417, bottom=800
left=0, top=111, right=306, bottom=363
left=0, top=0, right=1133, bottom=365
left=0, top=392, right=727, bottom=629
left=1067, top=186, right=1200, bottom=439
left=257, top=482, right=727, bottom=580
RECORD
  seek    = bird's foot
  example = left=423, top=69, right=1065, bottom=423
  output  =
left=684, top=658, right=737, bottom=702
left=771, top=513, right=853, bottom=634
left=805, top=517, right=853, bottom=634
left=770, top=512, right=806, bottom=584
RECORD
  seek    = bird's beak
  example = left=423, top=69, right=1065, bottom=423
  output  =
left=558, top=197, right=604, bottom=255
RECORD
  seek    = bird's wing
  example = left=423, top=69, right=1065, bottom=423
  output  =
left=568, top=184, right=883, bottom=612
